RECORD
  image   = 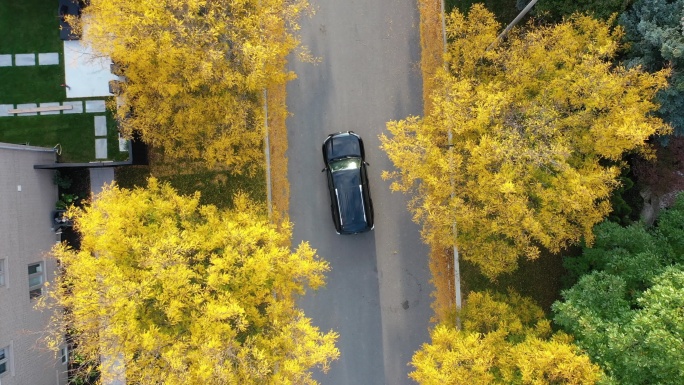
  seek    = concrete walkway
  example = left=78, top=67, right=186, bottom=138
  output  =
left=89, top=167, right=115, bottom=198
left=64, top=40, right=118, bottom=98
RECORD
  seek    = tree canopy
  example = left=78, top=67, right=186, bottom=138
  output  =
left=553, top=194, right=684, bottom=384
left=620, top=0, right=684, bottom=135
left=75, top=0, right=308, bottom=169
left=410, top=291, right=603, bottom=385
left=42, top=179, right=338, bottom=384
left=380, top=5, right=670, bottom=278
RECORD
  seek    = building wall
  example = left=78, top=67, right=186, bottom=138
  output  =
left=0, top=144, right=67, bottom=385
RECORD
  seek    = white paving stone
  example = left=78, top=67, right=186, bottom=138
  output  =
left=62, top=101, right=83, bottom=114
left=0, top=55, right=11, bottom=67
left=15, top=103, right=37, bottom=116
left=0, top=104, right=12, bottom=117
left=14, top=53, right=35, bottom=66
left=85, top=100, right=107, bottom=113
left=95, top=138, right=108, bottom=159
left=94, top=115, right=107, bottom=136
left=39, top=102, right=62, bottom=115
left=118, top=133, right=129, bottom=152
left=38, top=52, right=59, bottom=65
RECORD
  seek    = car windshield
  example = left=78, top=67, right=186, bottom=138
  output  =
left=330, top=158, right=361, bottom=172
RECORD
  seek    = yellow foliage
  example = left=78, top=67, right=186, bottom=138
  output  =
left=74, top=0, right=309, bottom=169
left=410, top=292, right=603, bottom=385
left=505, top=337, right=602, bottom=385
left=42, top=179, right=338, bottom=384
left=410, top=326, right=497, bottom=385
left=380, top=5, right=671, bottom=278
left=461, top=290, right=550, bottom=339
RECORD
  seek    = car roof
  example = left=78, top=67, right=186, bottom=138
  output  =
left=333, top=169, right=369, bottom=233
left=324, top=132, right=362, bottom=162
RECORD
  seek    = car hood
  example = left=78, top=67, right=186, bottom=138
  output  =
left=325, top=133, right=362, bottom=161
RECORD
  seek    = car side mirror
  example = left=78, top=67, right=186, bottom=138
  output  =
left=322, top=168, right=327, bottom=172
left=364, top=162, right=370, bottom=166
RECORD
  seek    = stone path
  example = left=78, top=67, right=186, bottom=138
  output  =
left=1, top=51, right=128, bottom=162
left=91, top=115, right=129, bottom=159
left=0, top=100, right=106, bottom=117
left=94, top=115, right=108, bottom=159
left=0, top=52, right=59, bottom=67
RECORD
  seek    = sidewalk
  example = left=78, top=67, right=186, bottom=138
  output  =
left=89, top=167, right=114, bottom=198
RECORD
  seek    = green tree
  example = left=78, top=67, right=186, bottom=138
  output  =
left=620, top=0, right=684, bottom=135
left=41, top=179, right=338, bottom=384
left=553, top=194, right=684, bottom=384
left=554, top=268, right=684, bottom=385
left=380, top=5, right=670, bottom=279
left=410, top=291, right=603, bottom=385
left=73, top=0, right=309, bottom=169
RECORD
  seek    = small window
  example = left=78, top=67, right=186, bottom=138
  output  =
left=60, top=345, right=69, bottom=365
left=28, top=262, right=44, bottom=299
left=0, top=258, right=5, bottom=287
left=0, top=346, right=8, bottom=375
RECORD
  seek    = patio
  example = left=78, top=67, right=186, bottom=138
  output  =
left=63, top=39, right=118, bottom=98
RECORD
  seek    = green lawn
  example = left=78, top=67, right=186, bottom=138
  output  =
left=115, top=165, right=267, bottom=209
left=0, top=65, right=65, bottom=104
left=0, top=0, right=62, bottom=53
left=446, top=0, right=524, bottom=24
left=0, top=112, right=128, bottom=163
left=0, top=1, right=129, bottom=164
left=0, top=114, right=93, bottom=161
left=106, top=115, right=129, bottom=162
left=460, top=247, right=575, bottom=314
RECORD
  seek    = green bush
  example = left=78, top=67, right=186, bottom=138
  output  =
left=53, top=170, right=73, bottom=190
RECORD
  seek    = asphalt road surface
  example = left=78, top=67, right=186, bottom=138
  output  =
left=286, top=0, right=433, bottom=384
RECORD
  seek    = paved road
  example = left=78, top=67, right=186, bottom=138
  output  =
left=286, top=0, right=433, bottom=384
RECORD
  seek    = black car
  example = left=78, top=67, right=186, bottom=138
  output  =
left=322, top=131, right=374, bottom=234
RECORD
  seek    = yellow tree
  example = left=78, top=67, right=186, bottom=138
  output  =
left=41, top=179, right=338, bottom=384
left=73, top=0, right=308, bottom=169
left=380, top=5, right=671, bottom=278
left=409, top=291, right=603, bottom=385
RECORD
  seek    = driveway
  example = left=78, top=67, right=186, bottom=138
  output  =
left=286, top=0, right=433, bottom=384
